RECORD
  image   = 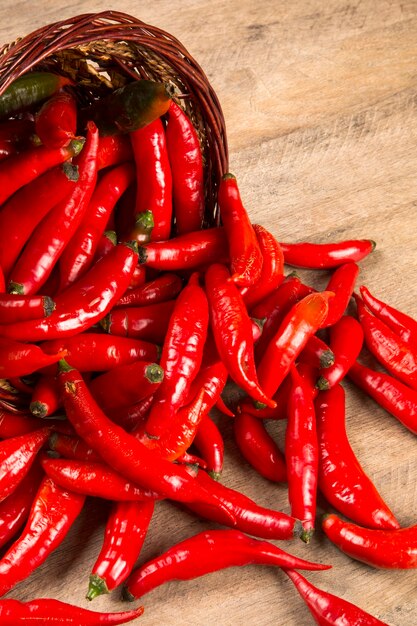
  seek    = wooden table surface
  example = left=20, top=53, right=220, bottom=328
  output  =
left=1, top=1, right=417, bottom=624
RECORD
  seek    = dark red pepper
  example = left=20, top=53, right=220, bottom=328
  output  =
left=35, top=91, right=78, bottom=148
left=115, top=273, right=183, bottom=308
left=101, top=300, right=176, bottom=345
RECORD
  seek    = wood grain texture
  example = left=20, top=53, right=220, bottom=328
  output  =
left=1, top=1, right=416, bottom=624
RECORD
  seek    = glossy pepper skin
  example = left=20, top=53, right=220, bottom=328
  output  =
left=35, top=91, right=78, bottom=148
left=166, top=100, right=204, bottom=234
left=218, top=173, right=263, bottom=287
left=315, top=384, right=399, bottom=529
left=87, top=501, right=155, bottom=600
left=316, top=316, right=364, bottom=391
left=0, top=338, right=66, bottom=378
left=0, top=598, right=144, bottom=625
left=320, top=262, right=359, bottom=328
left=0, top=243, right=138, bottom=342
left=102, top=300, right=175, bottom=345
left=280, top=239, right=376, bottom=269
left=355, top=293, right=417, bottom=391
left=116, top=273, right=183, bottom=308
left=125, top=529, right=330, bottom=600
left=348, top=361, right=417, bottom=435
left=143, top=274, right=209, bottom=439
left=0, top=72, right=72, bottom=118
left=0, top=293, right=54, bottom=324
left=285, top=569, right=389, bottom=626
left=0, top=476, right=85, bottom=596
left=205, top=263, right=275, bottom=407
left=193, top=415, right=225, bottom=479
left=30, top=375, right=60, bottom=419
left=322, top=513, right=417, bottom=569
left=48, top=433, right=100, bottom=463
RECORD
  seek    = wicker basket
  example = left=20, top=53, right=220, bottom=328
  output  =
left=0, top=9, right=228, bottom=225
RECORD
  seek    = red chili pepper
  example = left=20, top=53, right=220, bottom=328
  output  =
left=348, top=360, right=417, bottom=435
left=0, top=293, right=55, bottom=324
left=88, top=500, right=155, bottom=600
left=57, top=361, right=235, bottom=520
left=41, top=458, right=162, bottom=502
left=241, top=224, right=284, bottom=309
left=7, top=377, right=33, bottom=395
left=218, top=173, right=263, bottom=287
left=0, top=598, right=143, bottom=624
left=0, top=476, right=85, bottom=596
left=0, top=267, right=4, bottom=293
left=48, top=432, right=101, bottom=463
left=0, top=136, right=83, bottom=206
left=193, top=415, right=225, bottom=479
left=93, top=230, right=117, bottom=264
left=0, top=141, right=16, bottom=161
left=29, top=375, right=60, bottom=418
left=285, top=569, right=389, bottom=626
left=0, top=338, right=66, bottom=378
left=130, top=118, right=172, bottom=241
left=285, top=365, right=318, bottom=542
left=360, top=285, right=417, bottom=349
left=166, top=100, right=204, bottom=235
left=143, top=274, right=209, bottom=440
left=316, top=316, right=364, bottom=390
left=176, top=452, right=208, bottom=469
left=238, top=374, right=292, bottom=420
left=107, top=395, right=154, bottom=432
left=299, top=335, right=334, bottom=369
left=320, top=262, right=359, bottom=328
left=205, top=263, right=275, bottom=407
left=89, top=361, right=164, bottom=412
left=35, top=92, right=78, bottom=148
left=322, top=513, right=417, bottom=568
left=0, top=463, right=43, bottom=549
left=41, top=333, right=158, bottom=373
left=96, top=135, right=133, bottom=170
left=59, top=162, right=135, bottom=290
left=280, top=239, right=376, bottom=269
left=138, top=227, right=228, bottom=271
left=187, top=338, right=229, bottom=416
left=0, top=242, right=138, bottom=342
left=355, top=293, right=417, bottom=390
left=256, top=291, right=333, bottom=403
left=0, top=118, right=34, bottom=143
left=315, top=384, right=399, bottom=529
left=0, top=409, right=66, bottom=438
left=101, top=300, right=176, bottom=344
left=126, top=264, right=147, bottom=291
left=124, top=528, right=330, bottom=600
left=116, top=273, right=183, bottom=308
left=8, top=123, right=98, bottom=295
left=234, top=411, right=286, bottom=482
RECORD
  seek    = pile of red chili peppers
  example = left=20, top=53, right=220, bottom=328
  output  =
left=0, top=65, right=415, bottom=626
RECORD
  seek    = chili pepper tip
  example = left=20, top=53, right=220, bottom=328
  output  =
left=370, top=240, right=377, bottom=251
left=123, top=240, right=140, bottom=255
left=86, top=573, right=109, bottom=601
left=208, top=470, right=222, bottom=481
left=58, top=358, right=74, bottom=373
left=293, top=519, right=304, bottom=539
left=69, top=137, right=85, bottom=156
left=104, top=230, right=118, bottom=246
left=7, top=281, right=24, bottom=295
left=138, top=246, right=148, bottom=265
left=299, top=528, right=315, bottom=544
left=318, top=349, right=335, bottom=369
left=99, top=315, right=111, bottom=333
left=222, top=172, right=236, bottom=181
left=43, top=296, right=56, bottom=317
left=29, top=400, right=48, bottom=419
left=254, top=401, right=267, bottom=410
left=135, top=210, right=155, bottom=231
left=61, top=161, right=79, bottom=182
left=145, top=363, right=164, bottom=383
left=251, top=317, right=267, bottom=333
left=316, top=376, right=330, bottom=391
left=122, top=586, right=136, bottom=602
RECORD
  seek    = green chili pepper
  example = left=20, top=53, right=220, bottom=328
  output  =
left=0, top=72, right=72, bottom=119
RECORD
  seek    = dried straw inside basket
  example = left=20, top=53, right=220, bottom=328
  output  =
left=0, top=9, right=229, bottom=225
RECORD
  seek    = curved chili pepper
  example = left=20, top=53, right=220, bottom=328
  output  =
left=0, top=72, right=72, bottom=118
left=101, top=300, right=176, bottom=345
left=193, top=415, right=225, bottom=479
left=280, top=239, right=376, bottom=269
left=93, top=230, right=117, bottom=264
left=205, top=263, right=275, bottom=407
left=348, top=360, right=417, bottom=434
left=299, top=335, right=334, bottom=369
left=256, top=291, right=333, bottom=403
left=166, top=100, right=204, bottom=234
left=177, top=452, right=208, bottom=469
left=322, top=513, right=417, bottom=568
left=138, top=227, right=228, bottom=271
left=0, top=476, right=85, bottom=596
left=360, top=285, right=417, bottom=349
left=218, top=173, right=263, bottom=287
left=89, top=361, right=164, bottom=412
left=0, top=409, right=68, bottom=439
left=0, top=463, right=43, bottom=549
left=126, top=265, right=147, bottom=291
left=30, top=374, right=60, bottom=418
left=59, top=162, right=135, bottom=289
left=0, top=136, right=83, bottom=207
left=82, top=79, right=172, bottom=135
left=129, top=118, right=172, bottom=241
left=96, top=135, right=133, bottom=170
left=8, top=123, right=98, bottom=295
left=316, top=316, right=364, bottom=390
left=88, top=501, right=155, bottom=600
left=355, top=293, right=417, bottom=390
left=241, top=224, right=284, bottom=309
left=107, top=395, right=154, bottom=432
left=285, top=365, right=318, bottom=542
left=320, top=262, right=359, bottom=328
left=41, top=333, right=158, bottom=373
left=234, top=411, right=286, bottom=482
left=57, top=361, right=235, bottom=520
left=143, top=274, right=209, bottom=440
left=116, top=273, right=183, bottom=308
left=124, top=528, right=330, bottom=600
left=315, top=384, right=399, bottom=529
left=35, top=91, right=78, bottom=148
left=0, top=242, right=138, bottom=342
left=285, top=569, right=389, bottom=626
left=0, top=293, right=54, bottom=323
left=0, top=338, right=66, bottom=378
left=0, top=427, right=50, bottom=502
left=48, top=433, right=101, bottom=463
left=41, top=458, right=162, bottom=502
